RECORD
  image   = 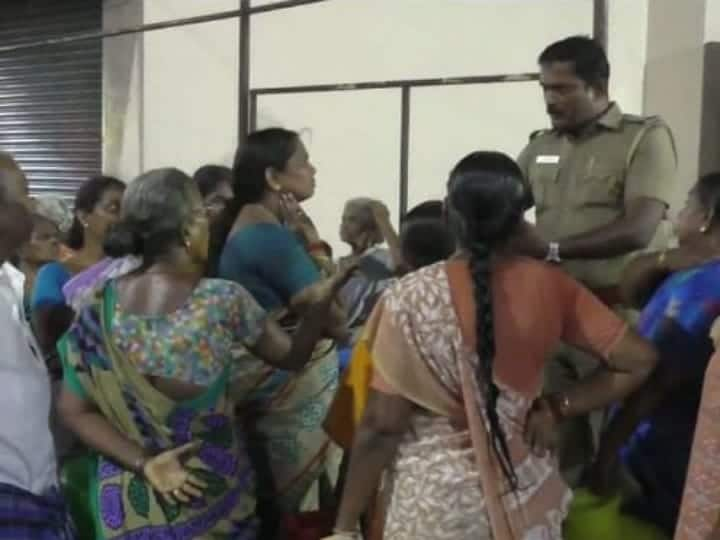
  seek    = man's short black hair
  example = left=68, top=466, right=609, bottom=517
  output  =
left=539, top=35, right=610, bottom=89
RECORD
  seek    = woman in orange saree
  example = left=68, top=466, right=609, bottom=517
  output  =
left=324, top=151, right=658, bottom=540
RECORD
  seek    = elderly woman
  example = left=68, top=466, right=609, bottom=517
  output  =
left=338, top=198, right=402, bottom=333
left=57, top=168, right=351, bottom=538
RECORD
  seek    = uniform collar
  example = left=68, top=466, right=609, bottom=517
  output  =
left=595, top=102, right=623, bottom=130
left=556, top=102, right=621, bottom=139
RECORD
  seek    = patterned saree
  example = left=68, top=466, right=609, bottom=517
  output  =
left=58, top=286, right=258, bottom=539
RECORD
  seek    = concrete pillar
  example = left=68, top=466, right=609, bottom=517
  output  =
left=644, top=0, right=706, bottom=208
left=607, top=0, right=648, bottom=115
left=102, top=0, right=144, bottom=182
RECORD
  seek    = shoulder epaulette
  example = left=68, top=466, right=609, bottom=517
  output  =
left=529, top=129, right=548, bottom=141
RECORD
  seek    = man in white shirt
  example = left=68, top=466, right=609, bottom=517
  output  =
left=0, top=184, right=75, bottom=536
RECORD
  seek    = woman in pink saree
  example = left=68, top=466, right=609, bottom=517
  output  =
left=325, top=151, right=658, bottom=540
left=673, top=318, right=720, bottom=540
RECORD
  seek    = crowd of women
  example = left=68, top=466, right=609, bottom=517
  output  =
left=0, top=123, right=719, bottom=540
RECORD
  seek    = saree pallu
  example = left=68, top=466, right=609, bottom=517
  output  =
left=58, top=287, right=258, bottom=539
left=62, top=258, right=141, bottom=312
left=339, top=249, right=394, bottom=334
left=0, top=484, right=75, bottom=540
left=324, top=332, right=374, bottom=450
left=231, top=337, right=341, bottom=512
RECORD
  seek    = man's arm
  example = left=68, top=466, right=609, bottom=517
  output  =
left=553, top=197, right=666, bottom=259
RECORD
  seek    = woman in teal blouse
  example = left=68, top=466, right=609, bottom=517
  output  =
left=217, top=128, right=348, bottom=538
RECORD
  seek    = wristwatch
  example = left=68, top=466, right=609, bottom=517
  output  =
left=545, top=241, right=561, bottom=263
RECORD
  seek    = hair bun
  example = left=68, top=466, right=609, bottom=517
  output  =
left=103, top=221, right=143, bottom=257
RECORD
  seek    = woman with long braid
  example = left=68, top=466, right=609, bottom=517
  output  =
left=324, top=151, right=658, bottom=540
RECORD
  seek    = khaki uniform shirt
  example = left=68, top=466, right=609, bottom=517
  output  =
left=517, top=103, right=677, bottom=289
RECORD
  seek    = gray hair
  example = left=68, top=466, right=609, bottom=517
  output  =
left=345, top=197, right=378, bottom=228
left=34, top=196, right=73, bottom=232
left=104, top=168, right=197, bottom=258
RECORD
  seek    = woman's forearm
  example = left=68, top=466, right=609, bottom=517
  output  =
left=62, top=410, right=147, bottom=470
left=282, top=299, right=341, bottom=368
left=619, top=252, right=668, bottom=309
left=561, top=367, right=652, bottom=420
left=326, top=300, right=350, bottom=342
left=334, top=426, right=401, bottom=532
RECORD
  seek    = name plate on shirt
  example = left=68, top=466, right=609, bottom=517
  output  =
left=536, top=155, right=560, bottom=164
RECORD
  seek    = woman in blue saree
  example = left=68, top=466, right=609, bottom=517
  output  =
left=591, top=172, right=720, bottom=536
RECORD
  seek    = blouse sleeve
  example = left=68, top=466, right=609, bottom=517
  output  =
left=32, top=262, right=71, bottom=310
left=233, top=225, right=320, bottom=303
left=554, top=268, right=628, bottom=359
left=225, top=281, right=269, bottom=348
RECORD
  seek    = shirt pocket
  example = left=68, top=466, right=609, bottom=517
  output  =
left=575, top=167, right=624, bottom=208
left=529, top=161, right=560, bottom=214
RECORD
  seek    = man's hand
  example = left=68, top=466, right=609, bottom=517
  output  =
left=505, top=220, right=549, bottom=259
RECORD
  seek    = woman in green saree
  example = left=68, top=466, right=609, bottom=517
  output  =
left=56, top=168, right=352, bottom=539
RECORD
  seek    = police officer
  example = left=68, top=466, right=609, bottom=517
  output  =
left=515, top=36, right=677, bottom=485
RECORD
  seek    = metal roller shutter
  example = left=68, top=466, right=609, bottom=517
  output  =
left=0, top=0, right=102, bottom=199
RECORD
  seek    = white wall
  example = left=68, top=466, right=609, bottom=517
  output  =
left=256, top=90, right=401, bottom=252
left=252, top=0, right=593, bottom=252
left=407, top=81, right=547, bottom=208
left=142, top=0, right=239, bottom=173
left=607, top=0, right=648, bottom=115
left=644, top=0, right=706, bottom=211
left=102, top=0, right=144, bottom=182
left=251, top=0, right=591, bottom=87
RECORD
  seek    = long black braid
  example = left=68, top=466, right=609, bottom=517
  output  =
left=467, top=238, right=518, bottom=491
left=447, top=150, right=529, bottom=492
